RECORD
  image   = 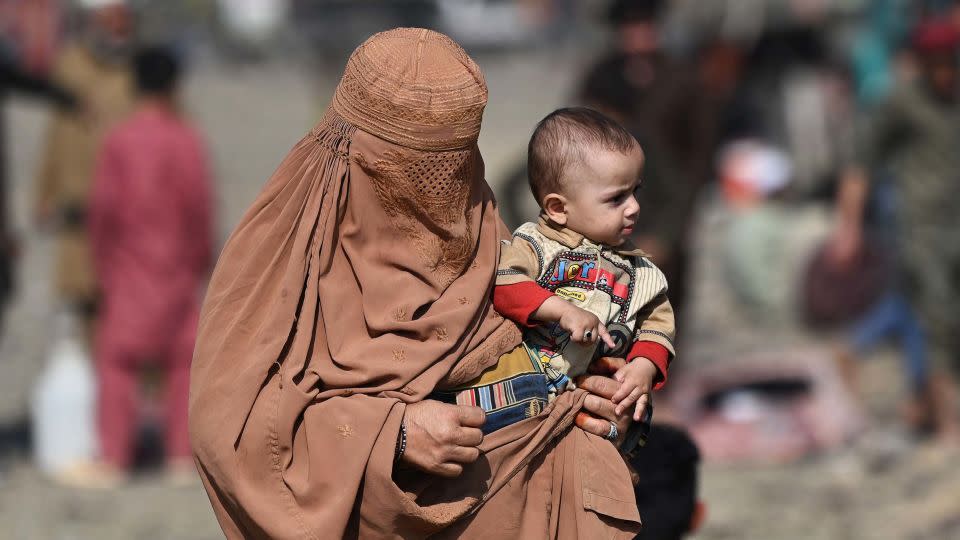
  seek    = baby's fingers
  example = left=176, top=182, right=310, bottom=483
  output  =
left=568, top=326, right=585, bottom=343
left=611, top=382, right=637, bottom=408
left=598, top=324, right=616, bottom=349
left=633, top=393, right=650, bottom=421
left=615, top=387, right=645, bottom=415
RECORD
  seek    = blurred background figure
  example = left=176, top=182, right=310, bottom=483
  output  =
left=0, top=38, right=75, bottom=331
left=32, top=0, right=135, bottom=340
left=576, top=0, right=717, bottom=316
left=61, top=45, right=212, bottom=488
left=0, top=0, right=64, bottom=75
left=716, top=139, right=796, bottom=328
left=831, top=16, right=960, bottom=441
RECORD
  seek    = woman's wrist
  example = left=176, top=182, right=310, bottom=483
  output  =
left=394, top=420, right=407, bottom=463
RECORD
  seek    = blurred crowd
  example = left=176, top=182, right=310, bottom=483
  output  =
left=496, top=0, right=960, bottom=468
left=4, top=0, right=212, bottom=488
left=1, top=0, right=959, bottom=536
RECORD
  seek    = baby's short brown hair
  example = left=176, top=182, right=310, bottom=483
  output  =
left=527, top=107, right=638, bottom=204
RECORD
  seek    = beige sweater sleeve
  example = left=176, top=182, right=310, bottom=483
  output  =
left=634, top=293, right=676, bottom=357
left=496, top=235, right=542, bottom=286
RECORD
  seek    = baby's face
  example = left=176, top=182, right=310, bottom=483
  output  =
left=562, top=145, right=643, bottom=246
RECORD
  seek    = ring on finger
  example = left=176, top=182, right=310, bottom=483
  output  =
left=604, top=421, right=619, bottom=442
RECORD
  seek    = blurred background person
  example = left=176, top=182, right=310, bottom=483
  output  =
left=716, top=139, right=796, bottom=329
left=61, top=45, right=213, bottom=488
left=0, top=41, right=76, bottom=331
left=0, top=0, right=64, bottom=75
left=576, top=0, right=719, bottom=316
left=32, top=0, right=135, bottom=340
left=831, top=17, right=960, bottom=441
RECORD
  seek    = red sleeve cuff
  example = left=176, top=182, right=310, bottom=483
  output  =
left=493, top=281, right=554, bottom=327
left=626, top=341, right=671, bottom=390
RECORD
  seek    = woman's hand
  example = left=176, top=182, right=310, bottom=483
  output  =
left=400, top=400, right=486, bottom=478
left=574, top=357, right=632, bottom=446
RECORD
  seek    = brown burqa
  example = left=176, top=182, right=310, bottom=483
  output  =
left=189, top=28, right=640, bottom=539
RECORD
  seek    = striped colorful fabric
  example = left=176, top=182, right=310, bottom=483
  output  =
left=431, top=344, right=550, bottom=434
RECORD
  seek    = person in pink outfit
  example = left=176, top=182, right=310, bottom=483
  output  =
left=86, top=45, right=213, bottom=485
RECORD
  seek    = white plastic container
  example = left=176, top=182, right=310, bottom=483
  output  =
left=30, top=312, right=97, bottom=475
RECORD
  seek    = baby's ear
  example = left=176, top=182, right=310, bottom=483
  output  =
left=542, top=193, right=567, bottom=225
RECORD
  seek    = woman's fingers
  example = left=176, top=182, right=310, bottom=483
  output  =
left=587, top=356, right=626, bottom=375
left=457, top=405, right=487, bottom=428
left=576, top=373, right=634, bottom=446
left=401, top=401, right=487, bottom=477
left=446, top=444, right=481, bottom=464
left=583, top=393, right=618, bottom=422
left=575, top=373, right=620, bottom=400
left=576, top=411, right=630, bottom=445
left=575, top=411, right=611, bottom=438
left=575, top=411, right=628, bottom=445
left=455, top=426, right=484, bottom=447
left=432, top=462, right=465, bottom=478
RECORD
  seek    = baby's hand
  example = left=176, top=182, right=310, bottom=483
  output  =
left=611, top=358, right=659, bottom=421
left=558, top=304, right=615, bottom=347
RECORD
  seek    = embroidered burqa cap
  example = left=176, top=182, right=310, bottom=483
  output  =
left=333, top=27, right=487, bottom=151
left=189, top=28, right=639, bottom=539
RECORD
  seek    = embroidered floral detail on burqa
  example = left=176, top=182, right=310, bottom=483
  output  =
left=355, top=147, right=478, bottom=286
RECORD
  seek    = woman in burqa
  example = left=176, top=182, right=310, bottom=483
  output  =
left=189, top=28, right=641, bottom=539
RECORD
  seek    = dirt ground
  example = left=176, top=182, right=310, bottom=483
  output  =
left=2, top=52, right=959, bottom=539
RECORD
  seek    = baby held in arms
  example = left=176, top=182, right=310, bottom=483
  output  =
left=494, top=107, right=676, bottom=425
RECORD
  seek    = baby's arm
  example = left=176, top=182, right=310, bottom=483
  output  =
left=493, top=235, right=554, bottom=326
left=631, top=293, right=676, bottom=389
left=493, top=235, right=613, bottom=346
left=531, top=297, right=614, bottom=347
left=611, top=293, right=677, bottom=419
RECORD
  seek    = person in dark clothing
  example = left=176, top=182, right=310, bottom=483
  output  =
left=629, top=424, right=706, bottom=540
